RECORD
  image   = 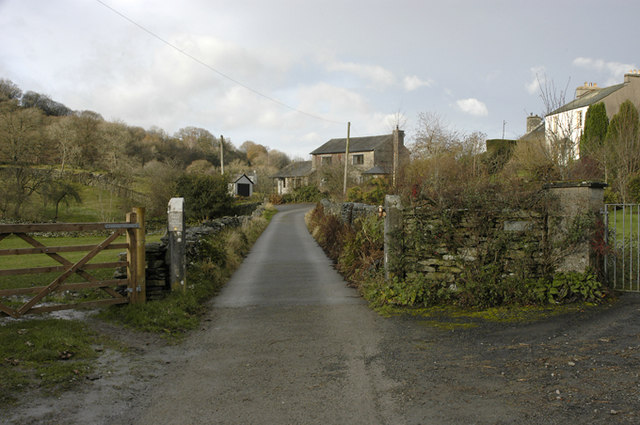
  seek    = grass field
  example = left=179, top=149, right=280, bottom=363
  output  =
left=42, top=185, right=135, bottom=223
left=607, top=206, right=640, bottom=240
left=0, top=232, right=163, bottom=301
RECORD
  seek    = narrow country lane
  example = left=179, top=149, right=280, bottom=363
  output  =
left=5, top=204, right=640, bottom=424
left=128, top=204, right=402, bottom=424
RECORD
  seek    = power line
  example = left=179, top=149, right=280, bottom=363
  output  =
left=94, top=0, right=345, bottom=125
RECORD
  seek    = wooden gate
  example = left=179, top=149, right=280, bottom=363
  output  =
left=0, top=209, right=146, bottom=318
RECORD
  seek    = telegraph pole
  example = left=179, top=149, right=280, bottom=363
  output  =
left=220, top=135, right=225, bottom=175
left=343, top=121, right=351, bottom=197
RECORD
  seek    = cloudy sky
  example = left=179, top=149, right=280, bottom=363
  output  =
left=0, top=0, right=637, bottom=158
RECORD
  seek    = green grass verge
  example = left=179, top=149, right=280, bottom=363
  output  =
left=0, top=319, right=107, bottom=405
left=372, top=300, right=608, bottom=329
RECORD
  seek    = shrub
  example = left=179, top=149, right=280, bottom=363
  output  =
left=338, top=214, right=384, bottom=280
left=533, top=271, right=603, bottom=304
left=628, top=174, right=640, bottom=203
left=175, top=173, right=234, bottom=220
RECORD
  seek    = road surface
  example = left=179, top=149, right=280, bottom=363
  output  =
left=130, top=204, right=401, bottom=424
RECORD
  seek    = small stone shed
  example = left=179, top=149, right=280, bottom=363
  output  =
left=231, top=174, right=254, bottom=197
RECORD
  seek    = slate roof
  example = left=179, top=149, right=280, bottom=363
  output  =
left=271, top=161, right=313, bottom=178
left=362, top=165, right=389, bottom=175
left=519, top=122, right=545, bottom=142
left=232, top=173, right=254, bottom=184
left=310, top=134, right=392, bottom=155
left=547, top=83, right=625, bottom=116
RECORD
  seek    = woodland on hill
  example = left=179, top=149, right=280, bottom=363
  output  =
left=0, top=78, right=292, bottom=221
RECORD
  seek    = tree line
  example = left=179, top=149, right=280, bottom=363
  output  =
left=0, top=78, right=292, bottom=220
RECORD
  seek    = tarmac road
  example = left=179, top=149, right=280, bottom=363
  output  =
left=129, top=203, right=402, bottom=424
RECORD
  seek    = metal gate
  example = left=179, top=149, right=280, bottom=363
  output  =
left=604, top=204, right=640, bottom=292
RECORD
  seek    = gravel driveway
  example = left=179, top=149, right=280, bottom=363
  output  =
left=5, top=204, right=640, bottom=424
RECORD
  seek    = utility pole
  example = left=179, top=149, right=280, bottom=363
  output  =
left=343, top=121, right=351, bottom=197
left=220, top=135, right=225, bottom=175
left=393, top=125, right=399, bottom=190
left=502, top=120, right=507, bottom=139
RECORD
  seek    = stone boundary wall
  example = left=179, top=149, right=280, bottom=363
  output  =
left=319, top=199, right=378, bottom=226
left=400, top=207, right=546, bottom=283
left=319, top=183, right=605, bottom=284
left=384, top=182, right=606, bottom=282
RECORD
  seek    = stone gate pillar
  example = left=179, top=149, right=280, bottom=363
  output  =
left=168, top=197, right=186, bottom=292
left=544, top=181, right=606, bottom=273
left=384, top=195, right=403, bottom=280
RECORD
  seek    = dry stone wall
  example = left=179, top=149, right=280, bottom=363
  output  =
left=400, top=208, right=546, bottom=283
left=322, top=181, right=605, bottom=284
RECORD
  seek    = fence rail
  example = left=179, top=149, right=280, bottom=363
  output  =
left=0, top=208, right=145, bottom=318
left=604, top=204, right=640, bottom=292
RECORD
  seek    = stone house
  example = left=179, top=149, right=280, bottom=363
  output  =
left=544, top=71, right=640, bottom=159
left=271, top=161, right=313, bottom=195
left=271, top=128, right=409, bottom=195
left=310, top=127, right=409, bottom=184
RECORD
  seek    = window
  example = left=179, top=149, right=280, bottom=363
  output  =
left=577, top=110, right=583, bottom=129
left=352, top=154, right=364, bottom=165
left=321, top=156, right=332, bottom=166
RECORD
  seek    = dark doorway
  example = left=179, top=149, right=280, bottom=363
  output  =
left=237, top=183, right=250, bottom=197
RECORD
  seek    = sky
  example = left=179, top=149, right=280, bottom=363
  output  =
left=0, top=0, right=637, bottom=159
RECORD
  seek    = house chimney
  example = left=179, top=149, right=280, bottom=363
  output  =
left=526, top=114, right=542, bottom=133
left=575, top=82, right=600, bottom=98
left=625, top=70, right=640, bottom=83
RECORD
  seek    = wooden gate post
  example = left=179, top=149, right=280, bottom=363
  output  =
left=126, top=208, right=146, bottom=304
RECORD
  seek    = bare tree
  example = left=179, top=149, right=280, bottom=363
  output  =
left=537, top=73, right=577, bottom=178
left=411, top=112, right=462, bottom=159
left=0, top=79, right=22, bottom=101
left=537, top=73, right=571, bottom=116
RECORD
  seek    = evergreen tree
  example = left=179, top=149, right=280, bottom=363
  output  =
left=605, top=100, right=640, bottom=202
left=580, top=102, right=608, bottom=157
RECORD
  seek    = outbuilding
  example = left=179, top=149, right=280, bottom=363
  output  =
left=231, top=174, right=254, bottom=197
